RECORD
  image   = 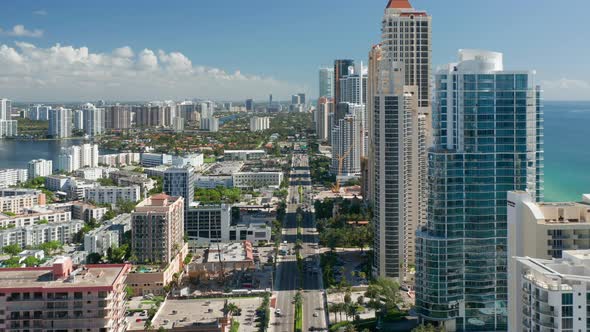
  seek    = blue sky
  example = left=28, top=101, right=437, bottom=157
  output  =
left=0, top=0, right=588, bottom=101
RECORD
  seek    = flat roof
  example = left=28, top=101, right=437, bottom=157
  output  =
left=0, top=264, right=129, bottom=290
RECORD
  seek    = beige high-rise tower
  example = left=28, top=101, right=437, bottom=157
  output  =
left=370, top=0, right=430, bottom=281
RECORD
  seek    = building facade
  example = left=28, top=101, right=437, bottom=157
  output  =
left=186, top=204, right=231, bottom=245
left=27, top=159, right=53, bottom=179
left=0, top=169, right=28, bottom=188
left=0, top=258, right=130, bottom=332
left=85, top=186, right=141, bottom=205
left=510, top=251, right=590, bottom=332
left=48, top=107, right=72, bottom=138
left=415, top=50, right=544, bottom=331
left=249, top=116, right=270, bottom=132
left=319, top=67, right=334, bottom=99
left=315, top=97, right=334, bottom=142
left=334, top=60, right=355, bottom=104
left=132, top=194, right=185, bottom=264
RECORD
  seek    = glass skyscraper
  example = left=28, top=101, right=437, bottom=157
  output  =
left=415, top=50, right=544, bottom=332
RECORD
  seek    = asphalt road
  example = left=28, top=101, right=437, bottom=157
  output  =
left=272, top=148, right=327, bottom=332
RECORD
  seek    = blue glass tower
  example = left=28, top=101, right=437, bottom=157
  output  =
left=415, top=50, right=544, bottom=331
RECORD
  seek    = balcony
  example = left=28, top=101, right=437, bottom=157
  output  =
left=533, top=317, right=556, bottom=329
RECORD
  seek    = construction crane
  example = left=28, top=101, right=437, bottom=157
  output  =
left=331, top=141, right=354, bottom=194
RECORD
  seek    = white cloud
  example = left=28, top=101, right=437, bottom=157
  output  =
left=1, top=25, right=44, bottom=38
left=541, top=78, right=590, bottom=101
left=0, top=42, right=303, bottom=101
left=33, top=10, right=48, bottom=16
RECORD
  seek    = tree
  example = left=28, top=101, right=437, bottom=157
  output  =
left=23, top=256, right=40, bottom=267
left=412, top=324, right=445, bottom=332
left=344, top=324, right=357, bottom=332
left=365, top=277, right=402, bottom=316
left=86, top=252, right=102, bottom=264
left=226, top=302, right=240, bottom=317
left=2, top=244, right=21, bottom=256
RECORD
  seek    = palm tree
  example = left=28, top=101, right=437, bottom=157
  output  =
left=343, top=324, right=357, bottom=332
left=226, top=302, right=240, bottom=317
left=329, top=304, right=339, bottom=323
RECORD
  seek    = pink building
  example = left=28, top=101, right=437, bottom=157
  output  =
left=0, top=257, right=130, bottom=332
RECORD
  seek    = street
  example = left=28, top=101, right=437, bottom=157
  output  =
left=272, top=145, right=327, bottom=332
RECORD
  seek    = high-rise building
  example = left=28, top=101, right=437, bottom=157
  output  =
left=73, top=109, right=84, bottom=131
left=0, top=258, right=130, bottom=332
left=82, top=105, right=104, bottom=136
left=132, top=194, right=185, bottom=264
left=245, top=99, right=254, bottom=111
left=339, top=65, right=367, bottom=105
left=27, top=104, right=50, bottom=121
left=319, top=67, right=335, bottom=99
left=415, top=50, right=543, bottom=331
left=56, top=144, right=99, bottom=172
left=298, top=93, right=306, bottom=105
left=372, top=65, right=426, bottom=280
left=27, top=159, right=53, bottom=178
left=334, top=60, right=355, bottom=104
left=249, top=116, right=270, bottom=132
left=510, top=251, right=590, bottom=332
left=315, top=97, right=334, bottom=142
left=0, top=98, right=17, bottom=138
left=105, top=105, right=132, bottom=130
left=331, top=107, right=363, bottom=176
left=163, top=166, right=196, bottom=219
left=48, top=107, right=72, bottom=138
left=382, top=0, right=431, bottom=115
left=367, top=44, right=383, bottom=206
left=0, top=98, right=10, bottom=121
left=291, top=94, right=301, bottom=105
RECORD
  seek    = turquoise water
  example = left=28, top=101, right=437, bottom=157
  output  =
left=543, top=101, right=590, bottom=202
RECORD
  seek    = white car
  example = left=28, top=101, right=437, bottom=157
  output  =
left=275, top=309, right=282, bottom=316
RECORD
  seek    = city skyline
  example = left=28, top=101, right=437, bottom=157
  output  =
left=0, top=0, right=588, bottom=101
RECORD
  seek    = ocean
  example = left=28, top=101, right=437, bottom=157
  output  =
left=543, top=101, right=590, bottom=202
left=0, top=101, right=588, bottom=201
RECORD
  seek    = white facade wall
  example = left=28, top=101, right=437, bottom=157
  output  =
left=27, top=159, right=53, bottom=179
left=85, top=186, right=141, bottom=205
left=0, top=169, right=28, bottom=188
left=232, top=172, right=283, bottom=189
left=0, top=220, right=84, bottom=248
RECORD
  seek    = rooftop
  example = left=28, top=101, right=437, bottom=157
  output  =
left=386, top=0, right=412, bottom=9
left=205, top=241, right=253, bottom=263
left=0, top=258, right=129, bottom=290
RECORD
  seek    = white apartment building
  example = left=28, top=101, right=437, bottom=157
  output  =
left=85, top=185, right=141, bottom=205
left=27, top=159, right=53, bottom=179
left=510, top=250, right=590, bottom=332
left=73, top=167, right=117, bottom=181
left=232, top=172, right=283, bottom=189
left=171, top=153, right=204, bottom=169
left=27, top=104, right=50, bottom=121
left=331, top=106, right=364, bottom=176
left=44, top=175, right=69, bottom=192
left=82, top=104, right=104, bottom=136
left=98, top=152, right=140, bottom=167
left=73, top=109, right=84, bottom=130
left=0, top=98, right=17, bottom=138
left=84, top=226, right=120, bottom=256
left=508, top=191, right=590, bottom=261
left=200, top=117, right=219, bottom=132
left=186, top=203, right=231, bottom=245
left=229, top=221, right=272, bottom=245
left=0, top=220, right=84, bottom=248
left=0, top=208, right=71, bottom=228
left=56, top=144, right=99, bottom=172
left=0, top=169, right=28, bottom=188
left=249, top=116, right=270, bottom=132
left=48, top=107, right=72, bottom=138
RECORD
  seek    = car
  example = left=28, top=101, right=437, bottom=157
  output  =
left=313, top=312, right=319, bottom=317
left=275, top=308, right=282, bottom=316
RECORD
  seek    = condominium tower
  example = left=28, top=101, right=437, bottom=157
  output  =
left=319, top=67, right=334, bottom=99
left=132, top=194, right=185, bottom=264
left=315, top=97, right=334, bottom=142
left=48, top=107, right=72, bottom=138
left=334, top=59, right=355, bottom=104
left=371, top=0, right=428, bottom=282
left=415, top=50, right=544, bottom=331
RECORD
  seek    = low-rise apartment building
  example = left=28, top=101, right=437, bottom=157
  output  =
left=85, top=186, right=141, bottom=205
left=232, top=171, right=283, bottom=189
left=0, top=220, right=84, bottom=247
left=223, top=150, right=266, bottom=161
left=0, top=189, right=46, bottom=214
